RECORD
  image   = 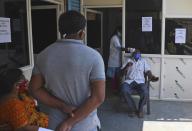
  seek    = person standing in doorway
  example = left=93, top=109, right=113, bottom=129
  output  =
left=30, top=11, right=105, bottom=131
left=107, top=26, right=135, bottom=93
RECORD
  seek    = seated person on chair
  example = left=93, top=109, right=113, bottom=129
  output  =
left=0, top=68, right=49, bottom=131
left=120, top=50, right=158, bottom=118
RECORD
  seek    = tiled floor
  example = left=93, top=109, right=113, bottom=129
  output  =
left=98, top=90, right=192, bottom=131
left=39, top=81, right=192, bottom=131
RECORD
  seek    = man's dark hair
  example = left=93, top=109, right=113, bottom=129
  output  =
left=0, top=68, right=23, bottom=99
left=59, top=10, right=86, bottom=36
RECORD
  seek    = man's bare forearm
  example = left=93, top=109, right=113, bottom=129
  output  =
left=146, top=70, right=159, bottom=82
left=63, top=80, right=105, bottom=126
left=30, top=75, right=75, bottom=113
left=67, top=95, right=104, bottom=125
left=30, top=87, right=68, bottom=111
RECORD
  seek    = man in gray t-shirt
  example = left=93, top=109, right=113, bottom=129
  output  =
left=30, top=11, right=105, bottom=131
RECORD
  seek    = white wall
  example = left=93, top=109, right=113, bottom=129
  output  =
left=165, top=0, right=192, bottom=16
left=146, top=57, right=161, bottom=99
left=162, top=0, right=192, bottom=101
left=163, top=58, right=192, bottom=101
left=83, top=0, right=122, bottom=6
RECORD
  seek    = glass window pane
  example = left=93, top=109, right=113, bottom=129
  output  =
left=0, top=0, right=29, bottom=67
left=125, top=0, right=162, bottom=54
left=0, top=0, right=29, bottom=68
left=165, top=18, right=192, bottom=55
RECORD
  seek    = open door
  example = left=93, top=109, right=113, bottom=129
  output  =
left=31, top=0, right=63, bottom=65
left=85, top=9, right=103, bottom=55
left=31, top=5, right=60, bottom=54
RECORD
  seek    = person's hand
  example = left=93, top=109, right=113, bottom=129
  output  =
left=126, top=48, right=135, bottom=53
left=150, top=76, right=159, bottom=82
left=126, top=62, right=133, bottom=68
left=59, top=104, right=76, bottom=117
left=56, top=119, right=73, bottom=131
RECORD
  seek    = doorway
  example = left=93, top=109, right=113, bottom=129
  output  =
left=84, top=7, right=122, bottom=67
left=85, top=9, right=103, bottom=55
left=31, top=0, right=62, bottom=55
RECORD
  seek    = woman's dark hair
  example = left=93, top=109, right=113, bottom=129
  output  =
left=0, top=68, right=23, bottom=99
left=59, top=10, right=86, bottom=36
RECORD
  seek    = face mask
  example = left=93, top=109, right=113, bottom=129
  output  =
left=117, top=31, right=122, bottom=37
left=133, top=53, right=141, bottom=61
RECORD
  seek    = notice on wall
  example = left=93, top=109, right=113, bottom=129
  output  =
left=175, top=28, right=186, bottom=44
left=0, top=17, right=11, bottom=43
left=142, top=17, right=152, bottom=32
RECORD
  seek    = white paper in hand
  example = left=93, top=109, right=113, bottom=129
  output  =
left=38, top=127, right=54, bottom=131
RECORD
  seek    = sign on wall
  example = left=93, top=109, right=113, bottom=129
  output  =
left=0, top=17, right=11, bottom=43
left=142, top=17, right=152, bottom=32
left=175, top=28, right=186, bottom=44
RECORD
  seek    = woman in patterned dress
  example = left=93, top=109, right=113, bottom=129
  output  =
left=0, top=68, right=48, bottom=131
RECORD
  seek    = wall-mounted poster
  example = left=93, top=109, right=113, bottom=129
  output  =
left=0, top=17, right=11, bottom=43
left=142, top=17, right=152, bottom=32
left=175, top=28, right=186, bottom=44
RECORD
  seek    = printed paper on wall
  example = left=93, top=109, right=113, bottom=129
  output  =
left=175, top=28, right=186, bottom=44
left=0, top=17, right=11, bottom=43
left=142, top=17, right=152, bottom=32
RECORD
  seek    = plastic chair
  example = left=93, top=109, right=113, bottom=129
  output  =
left=120, top=72, right=151, bottom=115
